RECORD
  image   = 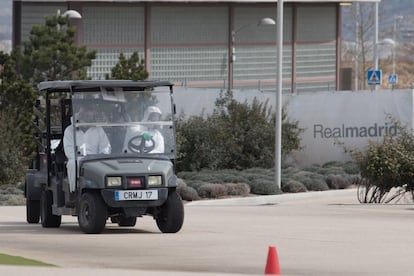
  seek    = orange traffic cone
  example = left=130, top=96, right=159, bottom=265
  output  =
left=264, top=246, right=281, bottom=275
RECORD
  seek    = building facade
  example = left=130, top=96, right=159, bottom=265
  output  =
left=12, top=0, right=379, bottom=92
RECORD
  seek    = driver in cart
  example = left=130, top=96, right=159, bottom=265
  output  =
left=124, top=106, right=165, bottom=154
left=63, top=103, right=111, bottom=195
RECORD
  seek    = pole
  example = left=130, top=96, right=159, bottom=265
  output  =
left=354, top=2, right=359, bottom=91
left=229, top=29, right=235, bottom=91
left=393, top=17, right=396, bottom=76
left=373, top=2, right=379, bottom=89
left=275, top=0, right=283, bottom=190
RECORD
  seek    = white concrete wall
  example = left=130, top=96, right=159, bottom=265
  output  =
left=173, top=87, right=414, bottom=166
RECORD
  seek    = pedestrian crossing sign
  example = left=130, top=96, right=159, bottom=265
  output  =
left=367, top=70, right=382, bottom=86
left=388, top=74, right=398, bottom=85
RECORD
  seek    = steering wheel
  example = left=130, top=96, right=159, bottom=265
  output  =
left=127, top=133, right=155, bottom=153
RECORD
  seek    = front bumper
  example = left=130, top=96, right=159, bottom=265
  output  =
left=101, top=188, right=169, bottom=208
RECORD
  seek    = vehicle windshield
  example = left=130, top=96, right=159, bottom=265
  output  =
left=70, top=86, right=175, bottom=159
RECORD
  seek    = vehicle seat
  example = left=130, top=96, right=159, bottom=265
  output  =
left=54, top=140, right=67, bottom=177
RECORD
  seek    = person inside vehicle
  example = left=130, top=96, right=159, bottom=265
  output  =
left=123, top=105, right=164, bottom=154
left=142, top=106, right=164, bottom=153
left=63, top=103, right=111, bottom=193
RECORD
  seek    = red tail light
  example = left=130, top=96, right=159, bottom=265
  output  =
left=128, top=178, right=142, bottom=188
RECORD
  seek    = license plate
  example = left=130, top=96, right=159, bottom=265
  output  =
left=114, top=190, right=158, bottom=201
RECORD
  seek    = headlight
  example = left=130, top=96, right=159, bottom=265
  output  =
left=107, top=176, right=122, bottom=187
left=148, top=175, right=162, bottom=186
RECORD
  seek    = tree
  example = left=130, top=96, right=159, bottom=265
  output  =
left=13, top=15, right=96, bottom=85
left=106, top=52, right=148, bottom=81
left=0, top=51, right=37, bottom=185
left=342, top=3, right=381, bottom=90
left=176, top=91, right=303, bottom=171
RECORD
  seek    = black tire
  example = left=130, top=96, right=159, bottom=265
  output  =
left=77, top=192, right=107, bottom=234
left=26, top=199, right=40, bottom=223
left=156, top=191, right=184, bottom=233
left=40, top=190, right=61, bottom=228
left=118, top=216, right=137, bottom=227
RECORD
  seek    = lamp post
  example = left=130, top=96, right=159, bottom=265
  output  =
left=392, top=15, right=403, bottom=77
left=375, top=38, right=396, bottom=89
left=57, top=9, right=82, bottom=19
left=229, top=17, right=275, bottom=90
left=275, top=0, right=283, bottom=190
left=56, top=9, right=82, bottom=31
left=373, top=2, right=379, bottom=90
left=355, top=2, right=360, bottom=91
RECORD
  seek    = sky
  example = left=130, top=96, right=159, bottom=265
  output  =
left=0, top=0, right=12, bottom=52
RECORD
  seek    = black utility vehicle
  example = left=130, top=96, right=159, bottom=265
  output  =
left=25, top=80, right=184, bottom=234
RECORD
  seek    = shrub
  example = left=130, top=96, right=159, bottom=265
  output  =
left=214, top=172, right=249, bottom=184
left=342, top=161, right=360, bottom=175
left=290, top=171, right=329, bottom=191
left=350, top=119, right=414, bottom=202
left=0, top=111, right=30, bottom=187
left=249, top=178, right=281, bottom=195
left=224, top=183, right=250, bottom=196
left=282, top=180, right=307, bottom=193
left=325, top=174, right=353, bottom=189
left=177, top=185, right=200, bottom=201
left=198, top=183, right=228, bottom=198
left=0, top=185, right=25, bottom=206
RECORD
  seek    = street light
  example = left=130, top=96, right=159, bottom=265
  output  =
left=57, top=9, right=82, bottom=19
left=56, top=9, right=82, bottom=31
left=373, top=2, right=379, bottom=90
left=393, top=15, right=403, bottom=76
left=275, top=0, right=283, bottom=190
left=229, top=17, right=275, bottom=90
left=375, top=38, right=395, bottom=89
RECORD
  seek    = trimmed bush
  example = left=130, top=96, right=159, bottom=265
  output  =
left=224, top=183, right=250, bottom=196
left=290, top=171, right=329, bottom=191
left=177, top=185, right=200, bottom=201
left=342, top=161, right=360, bottom=175
left=282, top=180, right=307, bottom=193
left=325, top=174, right=353, bottom=189
left=198, top=183, right=228, bottom=198
left=249, top=178, right=281, bottom=195
left=0, top=185, right=25, bottom=206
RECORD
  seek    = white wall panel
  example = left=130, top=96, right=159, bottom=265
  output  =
left=151, top=6, right=228, bottom=44
left=21, top=4, right=65, bottom=43
left=151, top=47, right=228, bottom=82
left=87, top=48, right=145, bottom=80
left=297, top=5, right=336, bottom=42
left=82, top=6, right=145, bottom=45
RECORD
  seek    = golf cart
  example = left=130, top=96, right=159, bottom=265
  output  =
left=25, top=80, right=184, bottom=234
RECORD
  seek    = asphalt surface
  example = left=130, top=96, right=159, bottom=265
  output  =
left=1, top=188, right=414, bottom=276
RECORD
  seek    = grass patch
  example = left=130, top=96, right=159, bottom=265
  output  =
left=0, top=253, right=55, bottom=267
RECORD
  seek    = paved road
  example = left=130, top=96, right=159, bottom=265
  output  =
left=1, top=189, right=414, bottom=276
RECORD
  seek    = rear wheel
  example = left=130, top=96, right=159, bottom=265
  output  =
left=40, top=190, right=61, bottom=228
left=156, top=191, right=184, bottom=233
left=78, top=192, right=107, bottom=234
left=26, top=199, right=40, bottom=223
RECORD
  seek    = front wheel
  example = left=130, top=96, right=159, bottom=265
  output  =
left=156, top=191, right=184, bottom=233
left=40, top=190, right=61, bottom=228
left=78, top=192, right=107, bottom=234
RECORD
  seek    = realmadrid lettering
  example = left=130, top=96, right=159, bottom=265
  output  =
left=314, top=122, right=398, bottom=139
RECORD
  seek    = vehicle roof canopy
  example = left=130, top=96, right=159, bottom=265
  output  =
left=38, top=80, right=173, bottom=94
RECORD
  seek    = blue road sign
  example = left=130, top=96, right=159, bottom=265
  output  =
left=367, top=70, right=382, bottom=86
left=388, top=74, right=398, bottom=85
